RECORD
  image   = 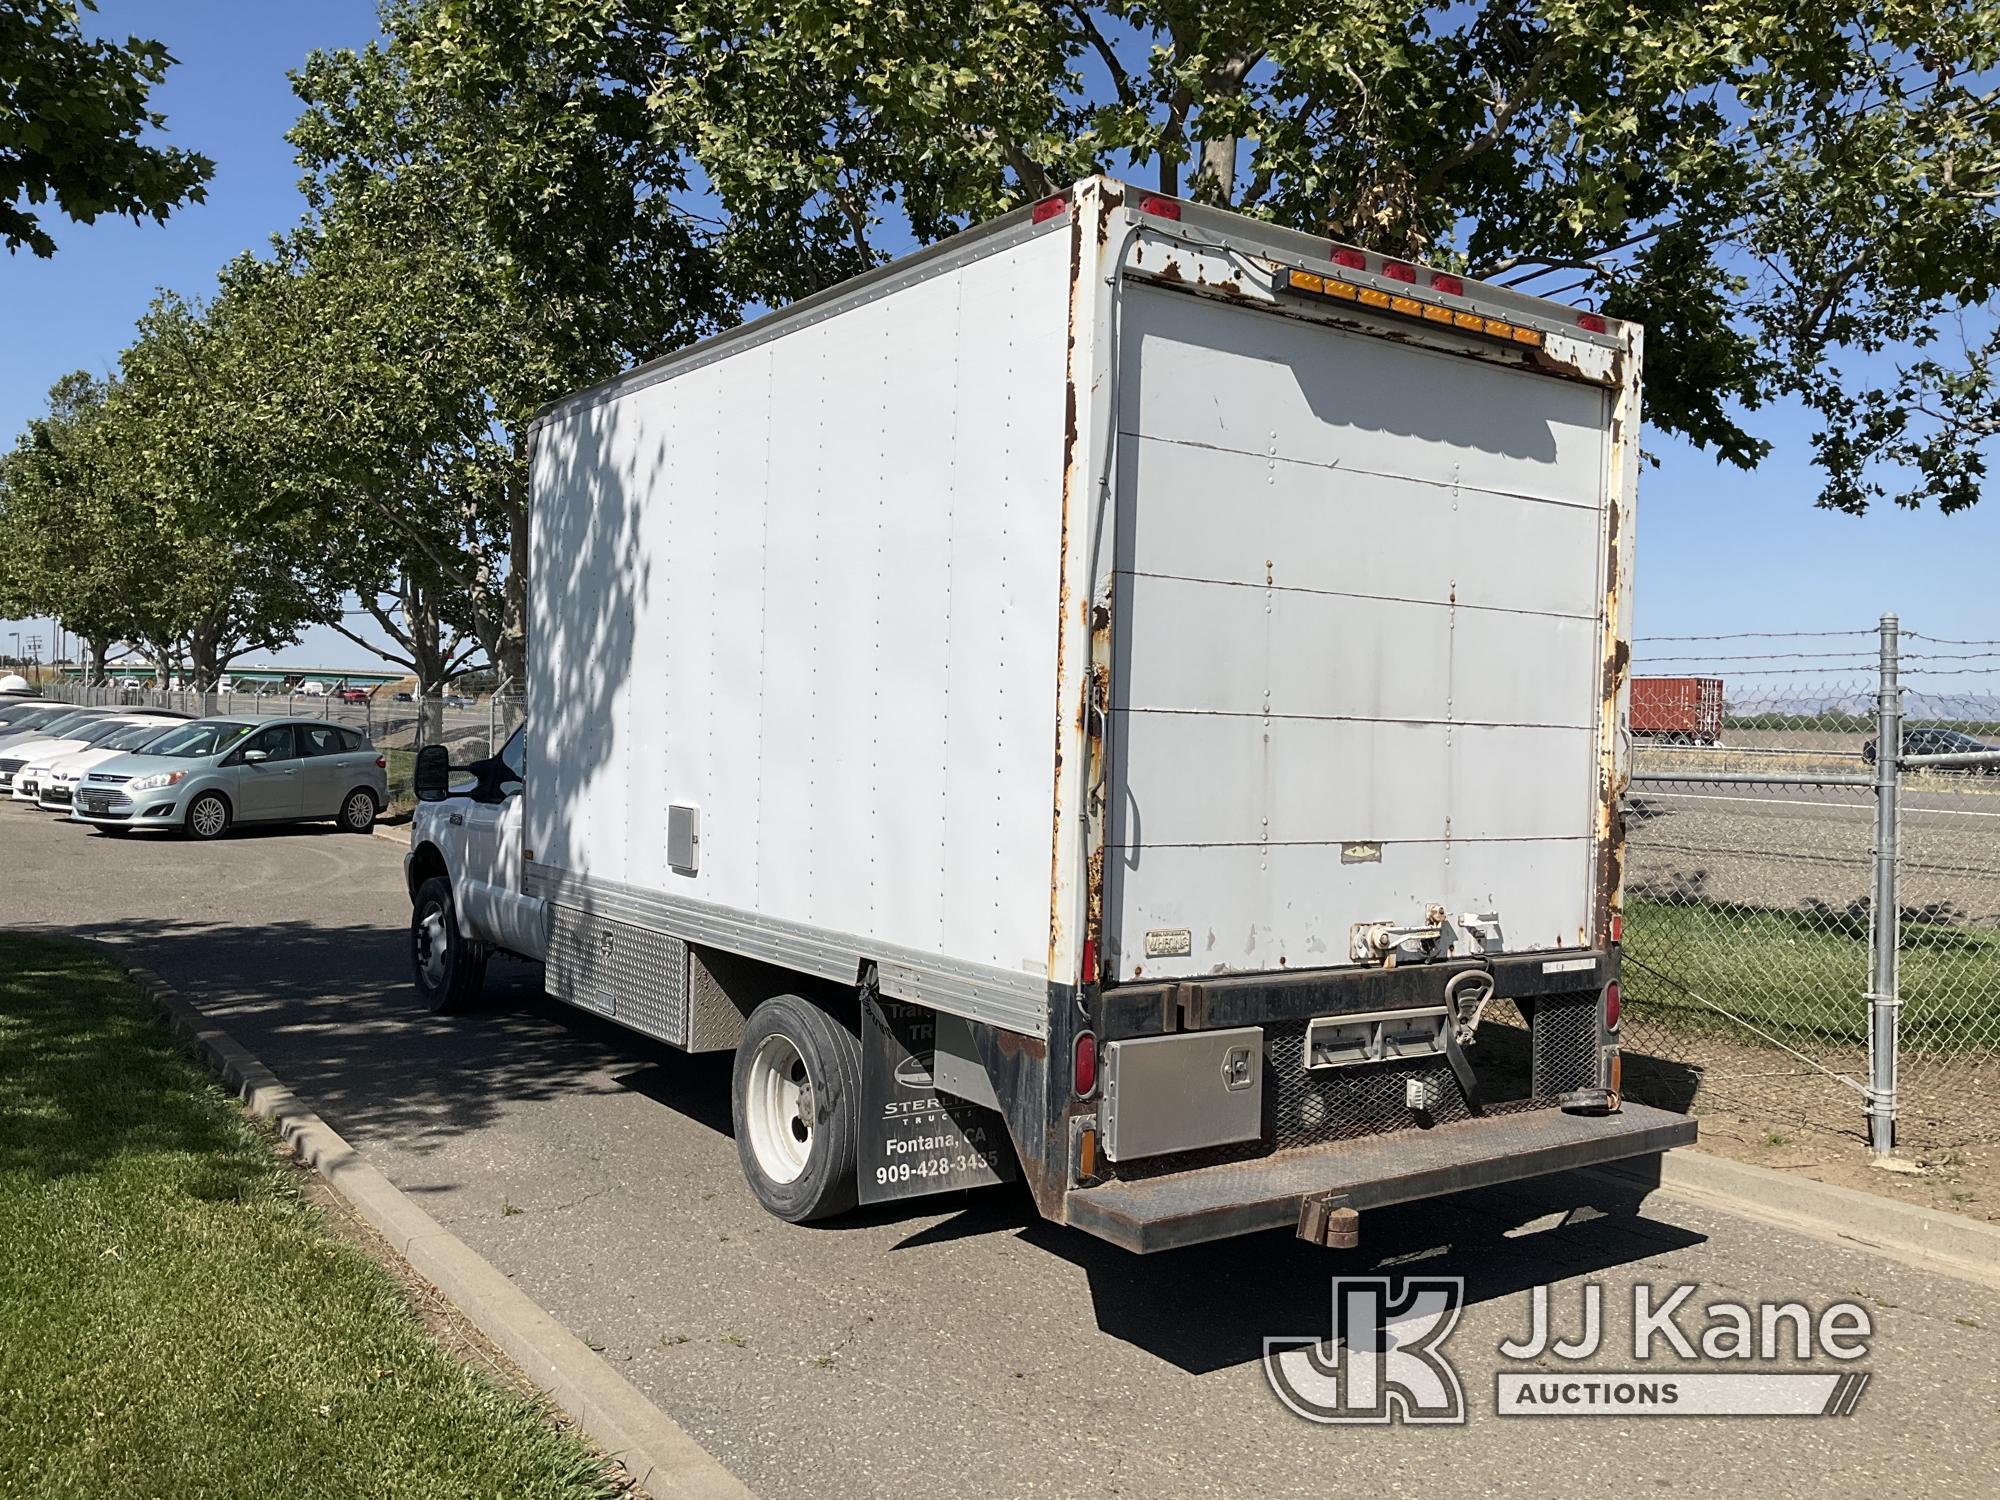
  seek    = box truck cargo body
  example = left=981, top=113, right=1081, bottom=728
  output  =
left=407, top=178, right=1692, bottom=1252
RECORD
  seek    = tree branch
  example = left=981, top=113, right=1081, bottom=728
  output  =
left=1064, top=3, right=1134, bottom=107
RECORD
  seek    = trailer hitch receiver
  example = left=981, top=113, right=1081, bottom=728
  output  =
left=1298, top=1193, right=1359, bottom=1249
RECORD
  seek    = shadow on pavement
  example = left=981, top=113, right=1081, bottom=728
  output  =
left=1030, top=1161, right=1704, bottom=1375
left=9, top=916, right=697, bottom=1155
left=867, top=1157, right=1704, bottom=1376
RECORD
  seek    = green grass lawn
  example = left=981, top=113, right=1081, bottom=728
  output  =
left=1623, top=895, right=2000, bottom=1052
left=0, top=935, right=619, bottom=1500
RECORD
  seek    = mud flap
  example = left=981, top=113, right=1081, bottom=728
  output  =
left=857, top=992, right=1018, bottom=1205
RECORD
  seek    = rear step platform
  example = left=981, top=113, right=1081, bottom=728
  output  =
left=1066, top=1103, right=1696, bottom=1253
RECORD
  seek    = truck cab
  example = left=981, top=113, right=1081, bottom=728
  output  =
left=405, top=727, right=545, bottom=1011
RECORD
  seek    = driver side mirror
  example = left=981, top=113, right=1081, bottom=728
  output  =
left=242, top=749, right=269, bottom=765
left=414, top=743, right=452, bottom=802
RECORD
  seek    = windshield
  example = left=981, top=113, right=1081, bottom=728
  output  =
left=76, top=719, right=145, bottom=747
left=0, top=707, right=67, bottom=734
left=101, top=722, right=178, bottom=752
left=145, top=721, right=256, bottom=759
left=30, top=711, right=102, bottom=738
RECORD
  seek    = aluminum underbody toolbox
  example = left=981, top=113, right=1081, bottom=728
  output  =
left=1065, top=1102, right=1695, bottom=1253
left=1101, top=1026, right=1264, bottom=1161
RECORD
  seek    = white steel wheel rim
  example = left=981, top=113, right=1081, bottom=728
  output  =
left=345, top=792, right=372, bottom=827
left=192, top=798, right=226, bottom=837
left=417, top=906, right=449, bottom=986
left=746, top=1033, right=816, bottom=1185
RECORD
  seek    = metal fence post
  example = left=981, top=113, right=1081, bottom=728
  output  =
left=1866, top=613, right=1902, bottom=1155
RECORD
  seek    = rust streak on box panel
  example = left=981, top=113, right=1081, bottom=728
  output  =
left=1593, top=335, right=1638, bottom=945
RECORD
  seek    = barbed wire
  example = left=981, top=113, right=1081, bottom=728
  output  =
left=1632, top=649, right=1878, bottom=663
left=1633, top=629, right=1875, bottom=642
left=1905, top=632, right=2000, bottom=647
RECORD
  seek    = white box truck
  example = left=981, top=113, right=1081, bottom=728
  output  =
left=406, top=177, right=1692, bottom=1251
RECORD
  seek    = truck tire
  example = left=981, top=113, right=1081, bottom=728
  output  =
left=732, top=994, right=862, bottom=1223
left=410, top=875, right=487, bottom=1014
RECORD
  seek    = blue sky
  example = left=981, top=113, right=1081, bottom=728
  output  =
left=4, top=0, right=1996, bottom=673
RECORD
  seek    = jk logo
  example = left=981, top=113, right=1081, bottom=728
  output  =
left=1264, top=1277, right=1467, bottom=1424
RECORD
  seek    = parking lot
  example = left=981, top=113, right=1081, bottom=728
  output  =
left=7, top=808, right=1998, bottom=1497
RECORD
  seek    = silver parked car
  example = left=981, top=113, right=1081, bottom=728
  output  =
left=0, top=704, right=113, bottom=751
left=70, top=717, right=390, bottom=839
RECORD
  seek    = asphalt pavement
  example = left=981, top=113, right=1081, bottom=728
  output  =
left=9, top=808, right=1999, bottom=1499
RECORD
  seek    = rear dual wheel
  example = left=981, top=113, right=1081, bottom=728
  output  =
left=732, top=995, right=862, bottom=1222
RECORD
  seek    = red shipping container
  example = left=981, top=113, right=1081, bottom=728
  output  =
left=1630, top=676, right=1724, bottom=745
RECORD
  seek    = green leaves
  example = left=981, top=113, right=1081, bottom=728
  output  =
left=631, top=0, right=2000, bottom=513
left=0, top=0, right=213, bottom=256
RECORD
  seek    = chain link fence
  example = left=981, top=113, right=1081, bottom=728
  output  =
left=1619, top=622, right=2000, bottom=1155
left=45, top=680, right=526, bottom=806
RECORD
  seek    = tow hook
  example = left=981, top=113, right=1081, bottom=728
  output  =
left=1298, top=1193, right=1360, bottom=1250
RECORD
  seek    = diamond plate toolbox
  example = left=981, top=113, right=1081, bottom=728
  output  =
left=546, top=903, right=690, bottom=1045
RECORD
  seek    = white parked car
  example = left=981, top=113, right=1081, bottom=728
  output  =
left=7, top=713, right=189, bottom=801
left=35, top=717, right=191, bottom=811
left=297, top=680, right=329, bottom=698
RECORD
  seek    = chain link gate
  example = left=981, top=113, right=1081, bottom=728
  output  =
left=1620, top=617, right=2000, bottom=1157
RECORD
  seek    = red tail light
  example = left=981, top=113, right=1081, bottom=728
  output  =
left=1384, top=261, right=1416, bottom=283
left=375, top=756, right=387, bottom=770
left=1081, top=935, right=1098, bottom=986
left=1331, top=247, right=1367, bottom=269
left=1138, top=195, right=1181, bottom=220
left=1073, top=1031, right=1099, bottom=1096
left=1031, top=195, right=1067, bottom=224
left=1604, top=981, right=1622, bottom=1030
left=1577, top=312, right=1608, bottom=333
left=1608, top=912, right=1623, bottom=945
left=1429, top=272, right=1464, bottom=295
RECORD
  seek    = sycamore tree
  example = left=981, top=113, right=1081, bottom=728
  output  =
left=103, top=291, right=343, bottom=689
left=410, top=0, right=1999, bottom=514
left=1, top=0, right=212, bottom=256
left=277, top=4, right=734, bottom=686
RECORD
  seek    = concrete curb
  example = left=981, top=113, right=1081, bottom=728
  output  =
left=107, top=950, right=753, bottom=1500
left=372, top=821, right=412, bottom=848
left=1606, top=1147, right=2000, bottom=1290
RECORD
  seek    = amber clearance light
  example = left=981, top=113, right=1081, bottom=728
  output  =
left=1277, top=265, right=1546, bottom=349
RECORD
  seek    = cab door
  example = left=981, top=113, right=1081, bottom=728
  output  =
left=455, top=727, right=542, bottom=955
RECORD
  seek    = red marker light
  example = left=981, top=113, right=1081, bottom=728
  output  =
left=1331, top=247, right=1367, bottom=270
left=1429, top=273, right=1464, bottom=296
left=1138, top=195, right=1182, bottom=220
left=1604, top=981, right=1622, bottom=1030
left=1081, top=936, right=1098, bottom=986
left=1384, top=262, right=1417, bottom=283
left=1031, top=195, right=1067, bottom=224
left=1073, top=1031, right=1099, bottom=1096
left=1609, top=912, right=1623, bottom=945
left=1577, top=311, right=1609, bottom=333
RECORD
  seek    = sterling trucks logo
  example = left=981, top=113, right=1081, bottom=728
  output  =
left=1265, top=1278, right=1874, bottom=1424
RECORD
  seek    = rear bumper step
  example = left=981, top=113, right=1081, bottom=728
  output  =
left=1065, top=1102, right=1695, bottom=1252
